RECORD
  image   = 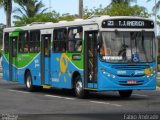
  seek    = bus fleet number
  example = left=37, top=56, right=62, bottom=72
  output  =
left=107, top=21, right=114, bottom=26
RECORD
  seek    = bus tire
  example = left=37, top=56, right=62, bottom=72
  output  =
left=118, top=90, right=132, bottom=98
left=75, top=76, right=87, bottom=98
left=25, top=72, right=34, bottom=92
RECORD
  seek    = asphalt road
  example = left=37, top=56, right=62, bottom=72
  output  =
left=0, top=76, right=160, bottom=120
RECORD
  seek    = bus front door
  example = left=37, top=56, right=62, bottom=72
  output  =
left=84, top=31, right=98, bottom=89
left=41, top=34, right=51, bottom=85
left=9, top=37, right=18, bottom=81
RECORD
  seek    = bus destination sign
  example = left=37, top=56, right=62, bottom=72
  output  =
left=102, top=19, right=154, bottom=28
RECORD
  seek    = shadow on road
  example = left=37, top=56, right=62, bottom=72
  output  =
left=10, top=85, right=151, bottom=101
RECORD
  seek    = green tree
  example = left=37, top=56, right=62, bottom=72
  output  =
left=0, top=0, right=12, bottom=27
left=106, top=3, right=148, bottom=17
left=58, top=13, right=78, bottom=21
left=111, top=0, right=137, bottom=5
left=13, top=0, right=47, bottom=21
left=13, top=12, right=59, bottom=26
left=84, top=3, right=148, bottom=18
left=84, top=5, right=105, bottom=19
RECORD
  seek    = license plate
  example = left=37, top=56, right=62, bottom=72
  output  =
left=127, top=80, right=137, bottom=84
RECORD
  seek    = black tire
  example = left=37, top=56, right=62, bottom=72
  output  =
left=119, top=90, right=132, bottom=98
left=25, top=72, right=35, bottom=92
left=75, top=76, right=88, bottom=98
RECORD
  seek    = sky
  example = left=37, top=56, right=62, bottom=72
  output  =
left=0, top=0, right=157, bottom=25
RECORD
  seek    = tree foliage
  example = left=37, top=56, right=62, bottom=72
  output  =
left=13, top=0, right=149, bottom=27
left=13, top=11, right=79, bottom=27
left=13, top=12, right=57, bottom=26
left=13, top=0, right=47, bottom=20
left=84, top=3, right=149, bottom=18
left=111, top=0, right=137, bottom=5
left=106, top=3, right=149, bottom=17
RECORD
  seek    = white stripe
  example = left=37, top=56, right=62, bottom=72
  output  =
left=90, top=101, right=122, bottom=107
left=9, top=89, right=29, bottom=94
left=45, top=94, right=75, bottom=100
left=111, top=104, right=122, bottom=107
left=133, top=94, right=148, bottom=97
left=90, top=101, right=110, bottom=104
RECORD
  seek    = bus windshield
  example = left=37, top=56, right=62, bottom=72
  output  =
left=100, top=31, right=155, bottom=63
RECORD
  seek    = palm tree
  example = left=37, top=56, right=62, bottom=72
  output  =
left=79, top=0, right=83, bottom=18
left=13, top=0, right=47, bottom=20
left=147, top=0, right=160, bottom=12
left=0, top=0, right=12, bottom=27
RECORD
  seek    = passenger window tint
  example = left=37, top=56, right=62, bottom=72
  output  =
left=68, top=27, right=82, bottom=52
left=53, top=28, right=67, bottom=52
left=19, top=31, right=29, bottom=53
left=29, top=30, right=40, bottom=53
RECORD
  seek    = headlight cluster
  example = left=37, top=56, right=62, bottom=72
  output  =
left=101, top=68, right=116, bottom=78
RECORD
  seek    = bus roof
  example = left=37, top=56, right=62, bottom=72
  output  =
left=3, top=16, right=154, bottom=32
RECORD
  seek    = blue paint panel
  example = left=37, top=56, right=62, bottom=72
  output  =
left=2, top=56, right=9, bottom=81
left=44, top=57, right=50, bottom=85
left=50, top=53, right=84, bottom=89
left=2, top=53, right=84, bottom=89
left=2, top=52, right=156, bottom=92
left=97, top=58, right=157, bottom=91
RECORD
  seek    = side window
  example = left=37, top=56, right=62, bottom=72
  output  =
left=19, top=31, right=29, bottom=53
left=4, top=32, right=9, bottom=53
left=53, top=28, right=67, bottom=52
left=68, top=27, right=83, bottom=52
left=29, top=30, right=40, bottom=53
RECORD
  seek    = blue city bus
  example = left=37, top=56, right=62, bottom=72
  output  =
left=1, top=16, right=156, bottom=98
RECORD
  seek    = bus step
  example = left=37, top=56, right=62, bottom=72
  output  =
left=43, top=85, right=52, bottom=89
left=84, top=88, right=97, bottom=91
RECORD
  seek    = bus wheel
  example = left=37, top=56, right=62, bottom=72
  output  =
left=25, top=72, right=34, bottom=92
left=75, top=76, right=87, bottom=98
left=118, top=90, right=132, bottom=98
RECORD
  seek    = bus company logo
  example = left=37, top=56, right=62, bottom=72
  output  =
left=130, top=73, right=135, bottom=77
left=103, top=56, right=123, bottom=61
left=60, top=53, right=68, bottom=73
left=56, top=53, right=71, bottom=83
left=34, top=59, right=40, bottom=68
left=135, top=70, right=144, bottom=75
left=117, top=71, right=126, bottom=74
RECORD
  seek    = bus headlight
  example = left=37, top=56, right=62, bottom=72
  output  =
left=112, top=75, right=116, bottom=78
left=101, top=68, right=116, bottom=78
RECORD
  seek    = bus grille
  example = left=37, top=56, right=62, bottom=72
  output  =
left=112, top=65, right=150, bottom=70
left=117, top=74, right=145, bottom=77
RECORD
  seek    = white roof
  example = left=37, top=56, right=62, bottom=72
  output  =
left=3, top=16, right=154, bottom=32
